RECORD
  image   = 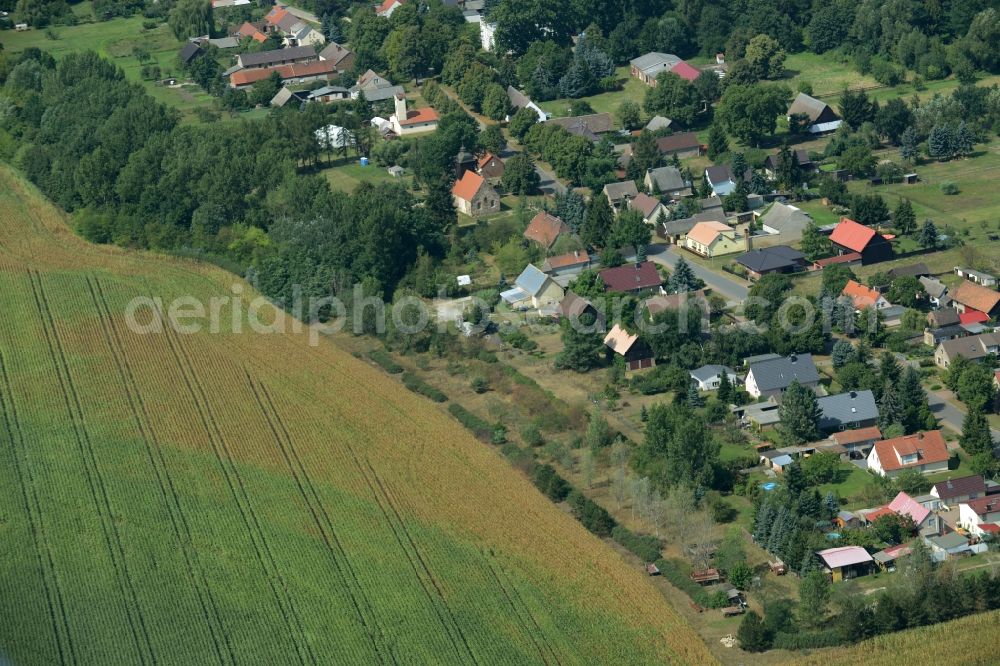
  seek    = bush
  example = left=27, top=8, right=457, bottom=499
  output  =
left=611, top=526, right=663, bottom=562
left=567, top=490, right=616, bottom=537
left=401, top=372, right=447, bottom=402
left=368, top=349, right=403, bottom=374
left=471, top=376, right=489, bottom=393
left=520, top=423, right=544, bottom=447
left=532, top=464, right=571, bottom=502
left=940, top=181, right=960, bottom=195
left=499, top=328, right=538, bottom=351
left=448, top=403, right=493, bottom=441
left=655, top=559, right=720, bottom=607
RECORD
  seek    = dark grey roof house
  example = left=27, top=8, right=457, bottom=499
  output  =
left=745, top=353, right=821, bottom=398
left=179, top=42, right=203, bottom=65
left=817, top=390, right=878, bottom=432
left=735, top=246, right=806, bottom=279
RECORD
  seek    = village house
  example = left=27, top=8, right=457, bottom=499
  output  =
left=924, top=532, right=972, bottom=561
left=558, top=292, right=602, bottom=327
left=684, top=220, right=743, bottom=258
left=754, top=202, right=812, bottom=241
left=542, top=251, right=592, bottom=278
left=867, top=492, right=941, bottom=538
left=867, top=430, right=950, bottom=478
left=376, top=0, right=405, bottom=17
left=451, top=170, right=499, bottom=218
left=787, top=92, right=843, bottom=134
left=644, top=290, right=709, bottom=319
left=920, top=276, right=950, bottom=308
left=661, top=210, right=725, bottom=245
left=307, top=85, right=350, bottom=103
left=500, top=264, right=564, bottom=310
left=179, top=42, right=203, bottom=66
left=603, top=181, right=639, bottom=213
left=523, top=212, right=569, bottom=251
left=599, top=262, right=664, bottom=295
left=654, top=132, right=702, bottom=159
left=629, top=193, right=670, bottom=226
left=816, top=390, right=878, bottom=433
left=270, top=87, right=311, bottom=108
left=763, top=149, right=814, bottom=178
left=506, top=86, right=549, bottom=122
left=931, top=475, right=989, bottom=508
left=235, top=21, right=268, bottom=43
left=644, top=166, right=691, bottom=198
left=318, top=42, right=356, bottom=72
left=477, top=153, right=504, bottom=184
left=734, top=246, right=806, bottom=281
left=828, top=217, right=894, bottom=265
left=547, top=113, right=615, bottom=142
left=816, top=546, right=872, bottom=581
left=350, top=70, right=405, bottom=101
left=604, top=325, right=655, bottom=371
left=745, top=353, right=820, bottom=399
left=887, top=263, right=931, bottom=280
left=389, top=94, right=439, bottom=136
left=959, top=495, right=1000, bottom=538
left=950, top=280, right=1000, bottom=319
left=704, top=165, right=743, bottom=197
left=629, top=52, right=700, bottom=85
left=934, top=331, right=1000, bottom=368
left=830, top=426, right=882, bottom=459
left=841, top=279, right=892, bottom=311
left=689, top=365, right=738, bottom=392
left=230, top=60, right=337, bottom=89
left=263, top=7, right=324, bottom=47
left=954, top=267, right=997, bottom=287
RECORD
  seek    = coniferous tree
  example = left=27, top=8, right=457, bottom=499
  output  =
left=899, top=126, right=919, bottom=163
left=878, top=381, right=904, bottom=431
left=831, top=339, right=855, bottom=368
left=779, top=380, right=822, bottom=444
left=893, top=198, right=916, bottom=235
left=717, top=371, right=732, bottom=404
left=581, top=194, right=614, bottom=248
left=960, top=407, right=993, bottom=458
left=955, top=121, right=975, bottom=156
left=927, top=123, right=953, bottom=159
left=554, top=312, right=604, bottom=372
left=668, top=257, right=698, bottom=294
left=918, top=219, right=939, bottom=249
left=899, top=367, right=930, bottom=434
left=737, top=611, right=770, bottom=652
left=707, top=123, right=728, bottom=161
left=687, top=382, right=704, bottom=407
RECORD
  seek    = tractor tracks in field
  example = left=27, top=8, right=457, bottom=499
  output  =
left=27, top=270, right=156, bottom=666
left=86, top=276, right=235, bottom=666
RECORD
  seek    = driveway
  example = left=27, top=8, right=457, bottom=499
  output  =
left=646, top=244, right=750, bottom=303
left=534, top=162, right=566, bottom=196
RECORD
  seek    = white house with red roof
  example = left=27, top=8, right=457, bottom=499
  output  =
left=867, top=431, right=950, bottom=478
left=959, top=495, right=1000, bottom=538
left=376, top=0, right=404, bottom=17
left=841, top=279, right=891, bottom=311
left=390, top=94, right=438, bottom=136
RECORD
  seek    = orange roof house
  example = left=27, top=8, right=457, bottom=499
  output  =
left=523, top=212, right=569, bottom=249
left=603, top=324, right=654, bottom=371
left=452, top=171, right=499, bottom=218
left=951, top=280, right=1000, bottom=317
left=230, top=60, right=337, bottom=88
left=841, top=279, right=890, bottom=310
left=684, top=220, right=742, bottom=258
left=828, top=217, right=893, bottom=265
left=867, top=431, right=949, bottom=478
left=237, top=21, right=267, bottom=42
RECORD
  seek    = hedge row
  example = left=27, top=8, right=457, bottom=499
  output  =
left=401, top=372, right=447, bottom=403
left=447, top=404, right=493, bottom=441
left=368, top=349, right=403, bottom=374
left=611, top=526, right=663, bottom=563
left=772, top=629, right=843, bottom=650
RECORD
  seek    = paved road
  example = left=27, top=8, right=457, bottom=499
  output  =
left=647, top=244, right=750, bottom=303
left=926, top=390, right=1000, bottom=442
left=534, top=162, right=566, bottom=196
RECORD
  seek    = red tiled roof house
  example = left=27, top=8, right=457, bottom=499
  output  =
left=867, top=430, right=950, bottom=478
left=828, top=217, right=893, bottom=265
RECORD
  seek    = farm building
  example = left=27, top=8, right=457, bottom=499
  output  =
left=787, top=93, right=843, bottom=134
left=828, top=218, right=893, bottom=265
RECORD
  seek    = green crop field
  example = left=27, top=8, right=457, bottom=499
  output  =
left=0, top=164, right=717, bottom=665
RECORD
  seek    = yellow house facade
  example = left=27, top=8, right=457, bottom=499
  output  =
left=684, top=221, right=743, bottom=257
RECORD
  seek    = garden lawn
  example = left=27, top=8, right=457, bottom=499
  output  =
left=780, top=52, right=880, bottom=99
left=538, top=67, right=647, bottom=119
left=819, top=463, right=872, bottom=503
left=320, top=158, right=412, bottom=193
left=2, top=11, right=221, bottom=122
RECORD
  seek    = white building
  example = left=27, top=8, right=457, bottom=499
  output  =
left=389, top=94, right=439, bottom=136
left=314, top=125, right=354, bottom=149
left=480, top=21, right=497, bottom=52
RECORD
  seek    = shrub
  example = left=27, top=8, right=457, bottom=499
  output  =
left=491, top=424, right=508, bottom=445
left=611, top=526, right=662, bottom=562
left=520, top=423, right=544, bottom=447
left=448, top=404, right=493, bottom=440
left=940, top=181, right=960, bottom=195
left=401, top=372, right=447, bottom=402
left=772, top=629, right=843, bottom=650
left=532, top=464, right=571, bottom=502
left=471, top=376, right=489, bottom=393
left=567, top=490, right=616, bottom=537
left=368, top=349, right=403, bottom=374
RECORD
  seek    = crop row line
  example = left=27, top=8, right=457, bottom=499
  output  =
left=27, top=270, right=156, bottom=666
left=362, top=459, right=479, bottom=665
left=249, top=374, right=396, bottom=665
left=0, top=350, right=76, bottom=666
left=484, top=556, right=560, bottom=666
left=151, top=295, right=316, bottom=666
left=87, top=276, right=235, bottom=666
